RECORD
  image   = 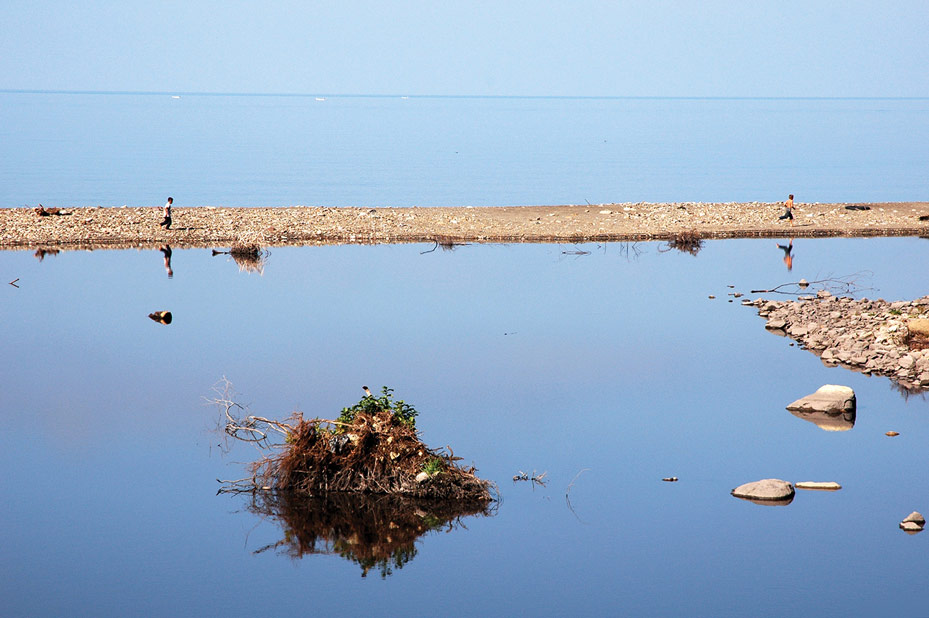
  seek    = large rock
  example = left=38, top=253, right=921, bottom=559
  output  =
left=786, top=385, right=856, bottom=415
left=731, top=479, right=795, bottom=505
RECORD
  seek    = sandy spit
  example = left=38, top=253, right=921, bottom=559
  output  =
left=2, top=201, right=929, bottom=251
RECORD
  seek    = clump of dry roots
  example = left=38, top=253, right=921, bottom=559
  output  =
left=217, top=384, right=495, bottom=503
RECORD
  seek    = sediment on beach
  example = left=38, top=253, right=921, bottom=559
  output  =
left=3, top=201, right=929, bottom=250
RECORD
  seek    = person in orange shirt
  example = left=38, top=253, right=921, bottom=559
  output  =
left=778, top=194, right=795, bottom=225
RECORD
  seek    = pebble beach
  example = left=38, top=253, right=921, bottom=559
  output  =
left=2, top=201, right=929, bottom=251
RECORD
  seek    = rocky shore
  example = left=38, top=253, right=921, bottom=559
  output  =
left=2, top=200, right=929, bottom=250
left=749, top=292, right=929, bottom=392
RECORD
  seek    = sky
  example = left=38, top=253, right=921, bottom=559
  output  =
left=2, top=1, right=928, bottom=97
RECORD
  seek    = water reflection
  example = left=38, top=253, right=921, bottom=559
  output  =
left=788, top=407, right=856, bottom=431
left=775, top=239, right=795, bottom=271
left=211, top=245, right=269, bottom=274
left=33, top=248, right=59, bottom=261
left=239, top=491, right=494, bottom=578
left=159, top=245, right=173, bottom=278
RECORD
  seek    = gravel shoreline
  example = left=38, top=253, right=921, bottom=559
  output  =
left=3, top=201, right=929, bottom=251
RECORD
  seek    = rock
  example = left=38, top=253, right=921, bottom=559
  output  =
left=795, top=481, right=841, bottom=490
left=900, top=521, right=923, bottom=534
left=903, top=511, right=926, bottom=526
left=786, top=385, right=856, bottom=415
left=885, top=431, right=899, bottom=437
left=731, top=479, right=795, bottom=503
left=766, top=319, right=787, bottom=330
left=908, top=319, right=929, bottom=337
left=798, top=279, right=809, bottom=287
left=148, top=310, right=172, bottom=324
left=415, top=471, right=430, bottom=483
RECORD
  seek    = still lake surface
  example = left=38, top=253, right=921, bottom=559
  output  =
left=3, top=238, right=929, bottom=616
left=2, top=94, right=929, bottom=616
left=1, top=93, right=929, bottom=207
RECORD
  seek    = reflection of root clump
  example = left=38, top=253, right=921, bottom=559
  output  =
left=660, top=230, right=704, bottom=256
left=211, top=244, right=268, bottom=273
left=249, top=492, right=493, bottom=578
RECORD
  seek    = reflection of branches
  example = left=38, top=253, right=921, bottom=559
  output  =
left=618, top=241, right=644, bottom=261
left=750, top=271, right=873, bottom=296
left=889, top=380, right=928, bottom=402
left=420, top=237, right=471, bottom=254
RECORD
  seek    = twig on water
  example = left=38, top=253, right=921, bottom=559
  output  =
left=561, top=245, right=591, bottom=256
left=9, top=278, right=19, bottom=288
left=513, top=469, right=548, bottom=487
left=750, top=272, right=872, bottom=296
left=565, top=468, right=591, bottom=524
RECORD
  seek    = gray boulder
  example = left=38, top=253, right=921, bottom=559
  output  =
left=731, top=479, right=795, bottom=504
left=786, top=385, right=856, bottom=415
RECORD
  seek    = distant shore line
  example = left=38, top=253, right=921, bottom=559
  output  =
left=2, top=202, right=928, bottom=251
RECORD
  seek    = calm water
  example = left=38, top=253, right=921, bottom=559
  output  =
left=2, top=93, right=929, bottom=207
left=2, top=237, right=929, bottom=616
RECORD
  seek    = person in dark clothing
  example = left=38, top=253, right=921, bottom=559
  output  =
left=159, top=197, right=173, bottom=230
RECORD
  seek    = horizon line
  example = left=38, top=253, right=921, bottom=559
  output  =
left=2, top=88, right=929, bottom=101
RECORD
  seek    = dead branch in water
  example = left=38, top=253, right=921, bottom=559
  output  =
left=565, top=468, right=591, bottom=524
left=750, top=271, right=873, bottom=296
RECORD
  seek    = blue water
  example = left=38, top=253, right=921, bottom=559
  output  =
left=2, top=93, right=928, bottom=208
left=2, top=237, right=929, bottom=616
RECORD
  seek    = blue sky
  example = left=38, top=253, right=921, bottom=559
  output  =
left=2, top=1, right=928, bottom=97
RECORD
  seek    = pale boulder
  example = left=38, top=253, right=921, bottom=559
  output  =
left=786, top=385, right=856, bottom=415
left=731, top=479, right=795, bottom=504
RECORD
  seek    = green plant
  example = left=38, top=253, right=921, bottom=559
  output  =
left=422, top=457, right=444, bottom=476
left=338, top=386, right=419, bottom=429
left=890, top=308, right=902, bottom=315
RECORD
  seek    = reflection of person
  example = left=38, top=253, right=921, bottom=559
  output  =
left=160, top=245, right=173, bottom=278
left=778, top=194, right=795, bottom=225
left=776, top=239, right=794, bottom=271
left=159, top=197, right=173, bottom=230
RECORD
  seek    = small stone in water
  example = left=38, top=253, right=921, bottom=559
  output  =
left=886, top=431, right=900, bottom=437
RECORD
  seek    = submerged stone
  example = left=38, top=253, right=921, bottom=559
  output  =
left=795, top=481, right=841, bottom=490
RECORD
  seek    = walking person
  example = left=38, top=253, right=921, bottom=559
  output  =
left=159, top=197, right=173, bottom=230
left=778, top=194, right=795, bottom=225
